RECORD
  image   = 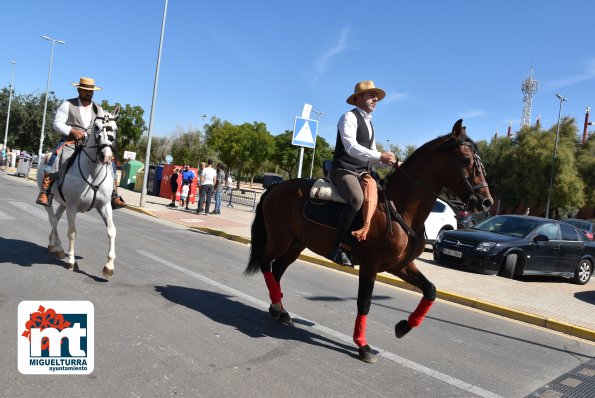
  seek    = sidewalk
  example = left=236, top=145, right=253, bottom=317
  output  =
left=118, top=185, right=595, bottom=342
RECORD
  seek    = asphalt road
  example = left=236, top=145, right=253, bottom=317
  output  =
left=1, top=173, right=594, bottom=397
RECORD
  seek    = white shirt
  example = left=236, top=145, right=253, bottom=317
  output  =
left=337, top=107, right=381, bottom=164
left=53, top=99, right=94, bottom=137
left=201, top=166, right=217, bottom=185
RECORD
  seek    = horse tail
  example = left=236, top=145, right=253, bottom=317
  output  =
left=244, top=186, right=274, bottom=276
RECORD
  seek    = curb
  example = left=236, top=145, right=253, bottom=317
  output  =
left=125, top=205, right=595, bottom=343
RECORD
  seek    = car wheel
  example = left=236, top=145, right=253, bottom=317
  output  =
left=573, top=259, right=593, bottom=285
left=499, top=253, right=517, bottom=278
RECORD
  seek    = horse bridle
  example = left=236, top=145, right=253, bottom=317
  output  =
left=384, top=138, right=489, bottom=210
left=74, top=114, right=116, bottom=211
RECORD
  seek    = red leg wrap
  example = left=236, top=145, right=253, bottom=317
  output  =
left=408, top=298, right=434, bottom=328
left=353, top=314, right=368, bottom=347
left=263, top=272, right=282, bottom=304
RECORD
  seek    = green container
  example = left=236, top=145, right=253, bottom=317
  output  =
left=119, top=160, right=144, bottom=189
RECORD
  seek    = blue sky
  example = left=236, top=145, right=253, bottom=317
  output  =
left=2, top=1, right=595, bottom=149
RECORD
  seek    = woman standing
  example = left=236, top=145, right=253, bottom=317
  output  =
left=168, top=168, right=179, bottom=207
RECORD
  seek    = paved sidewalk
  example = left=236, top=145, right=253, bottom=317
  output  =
left=117, top=185, right=595, bottom=342
left=8, top=166, right=594, bottom=342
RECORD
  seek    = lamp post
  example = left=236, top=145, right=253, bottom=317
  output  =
left=386, top=138, right=390, bottom=150
left=309, top=109, right=324, bottom=178
left=3, top=60, right=16, bottom=156
left=37, top=36, right=66, bottom=162
left=140, top=0, right=168, bottom=207
left=545, top=93, right=567, bottom=219
left=200, top=113, right=207, bottom=124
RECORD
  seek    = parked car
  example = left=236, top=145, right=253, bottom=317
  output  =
left=424, top=198, right=457, bottom=242
left=562, top=218, right=594, bottom=241
left=456, top=209, right=490, bottom=229
left=432, top=215, right=594, bottom=284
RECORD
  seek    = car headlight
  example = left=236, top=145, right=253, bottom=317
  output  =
left=436, top=231, right=445, bottom=243
left=476, top=242, right=497, bottom=252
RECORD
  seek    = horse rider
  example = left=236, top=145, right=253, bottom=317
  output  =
left=326, top=80, right=397, bottom=266
left=36, top=77, right=126, bottom=208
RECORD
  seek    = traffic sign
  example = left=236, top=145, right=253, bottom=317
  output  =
left=165, top=155, right=173, bottom=164
left=292, top=117, right=318, bottom=149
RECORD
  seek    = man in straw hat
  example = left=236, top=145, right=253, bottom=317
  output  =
left=326, top=80, right=397, bottom=266
left=36, top=77, right=126, bottom=208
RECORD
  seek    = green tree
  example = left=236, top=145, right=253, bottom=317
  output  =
left=576, top=136, right=595, bottom=207
left=269, top=130, right=300, bottom=178
left=239, top=122, right=274, bottom=185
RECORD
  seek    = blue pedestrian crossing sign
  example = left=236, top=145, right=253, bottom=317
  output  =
left=292, top=117, right=318, bottom=149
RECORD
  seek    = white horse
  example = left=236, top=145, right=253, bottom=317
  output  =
left=36, top=106, right=120, bottom=278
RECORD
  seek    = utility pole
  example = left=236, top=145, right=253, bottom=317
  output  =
left=308, top=109, right=324, bottom=179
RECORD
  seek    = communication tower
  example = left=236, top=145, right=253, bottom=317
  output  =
left=521, top=67, right=539, bottom=127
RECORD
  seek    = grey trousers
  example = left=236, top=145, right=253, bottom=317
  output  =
left=330, top=168, right=364, bottom=211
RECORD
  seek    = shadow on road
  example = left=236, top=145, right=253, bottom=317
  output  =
left=154, top=284, right=359, bottom=359
left=575, top=291, right=595, bottom=305
left=0, top=237, right=64, bottom=268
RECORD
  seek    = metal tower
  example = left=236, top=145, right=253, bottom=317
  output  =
left=521, top=67, right=539, bottom=127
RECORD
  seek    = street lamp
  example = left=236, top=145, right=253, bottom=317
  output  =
left=200, top=113, right=208, bottom=123
left=37, top=35, right=66, bottom=162
left=386, top=138, right=390, bottom=150
left=309, top=109, right=324, bottom=178
left=545, top=93, right=567, bottom=219
left=140, top=0, right=168, bottom=207
left=3, top=60, right=16, bottom=156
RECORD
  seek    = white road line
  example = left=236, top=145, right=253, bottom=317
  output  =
left=8, top=201, right=101, bottom=224
left=136, top=249, right=502, bottom=398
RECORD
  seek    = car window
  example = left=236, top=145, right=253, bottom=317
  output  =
left=533, top=223, right=559, bottom=240
left=560, top=224, right=580, bottom=241
left=563, top=219, right=589, bottom=230
left=432, top=201, right=445, bottom=213
left=475, top=216, right=537, bottom=237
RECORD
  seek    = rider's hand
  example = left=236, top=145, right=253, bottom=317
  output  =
left=68, top=129, right=86, bottom=141
left=380, top=151, right=397, bottom=166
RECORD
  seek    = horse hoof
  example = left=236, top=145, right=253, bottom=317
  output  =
left=67, top=262, right=79, bottom=271
left=269, top=305, right=292, bottom=324
left=56, top=251, right=65, bottom=259
left=395, top=320, right=412, bottom=338
left=358, top=345, right=377, bottom=364
left=102, top=266, right=114, bottom=278
left=48, top=245, right=56, bottom=253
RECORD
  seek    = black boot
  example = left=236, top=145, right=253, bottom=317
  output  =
left=326, top=206, right=357, bottom=267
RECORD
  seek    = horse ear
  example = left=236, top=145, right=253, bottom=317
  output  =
left=452, top=119, right=465, bottom=139
left=113, top=105, right=121, bottom=118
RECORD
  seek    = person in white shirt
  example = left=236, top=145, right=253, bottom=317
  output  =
left=196, top=159, right=217, bottom=215
left=326, top=81, right=396, bottom=266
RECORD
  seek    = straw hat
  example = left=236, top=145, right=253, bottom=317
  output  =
left=346, top=80, right=385, bottom=105
left=72, top=77, right=102, bottom=91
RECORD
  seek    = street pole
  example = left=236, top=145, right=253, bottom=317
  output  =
left=545, top=93, right=566, bottom=219
left=308, top=110, right=323, bottom=178
left=38, top=36, right=65, bottom=162
left=200, top=113, right=207, bottom=124
left=3, top=60, right=16, bottom=155
left=140, top=0, right=168, bottom=207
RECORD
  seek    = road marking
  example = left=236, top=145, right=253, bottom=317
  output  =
left=8, top=201, right=101, bottom=224
left=136, top=249, right=502, bottom=398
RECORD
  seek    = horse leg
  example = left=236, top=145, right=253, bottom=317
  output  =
left=391, top=261, right=436, bottom=338
left=97, top=205, right=116, bottom=278
left=353, top=269, right=378, bottom=364
left=65, top=209, right=79, bottom=271
left=45, top=204, right=65, bottom=259
left=266, top=243, right=304, bottom=324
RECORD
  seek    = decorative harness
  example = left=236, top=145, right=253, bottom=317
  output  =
left=57, top=114, right=116, bottom=212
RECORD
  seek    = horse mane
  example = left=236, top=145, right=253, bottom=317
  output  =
left=400, top=131, right=477, bottom=169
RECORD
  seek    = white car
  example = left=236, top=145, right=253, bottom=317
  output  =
left=424, top=198, right=457, bottom=242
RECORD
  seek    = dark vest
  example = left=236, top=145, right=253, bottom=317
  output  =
left=332, top=109, right=374, bottom=172
left=66, top=98, right=100, bottom=135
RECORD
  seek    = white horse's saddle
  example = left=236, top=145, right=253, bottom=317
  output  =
left=310, top=179, right=347, bottom=204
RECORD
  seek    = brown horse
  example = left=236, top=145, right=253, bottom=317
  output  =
left=244, top=119, right=493, bottom=363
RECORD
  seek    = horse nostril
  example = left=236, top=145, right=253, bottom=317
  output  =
left=482, top=199, right=492, bottom=209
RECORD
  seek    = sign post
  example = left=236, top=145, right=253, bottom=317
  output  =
left=292, top=116, right=318, bottom=178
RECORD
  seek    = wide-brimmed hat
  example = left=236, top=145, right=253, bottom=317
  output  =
left=72, top=77, right=102, bottom=91
left=346, top=80, right=385, bottom=105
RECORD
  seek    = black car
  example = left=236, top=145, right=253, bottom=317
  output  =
left=433, top=215, right=594, bottom=284
left=562, top=218, right=594, bottom=241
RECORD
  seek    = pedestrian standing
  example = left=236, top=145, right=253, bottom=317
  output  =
left=168, top=168, right=179, bottom=207
left=180, top=184, right=189, bottom=209
left=181, top=164, right=195, bottom=210
left=212, top=163, right=225, bottom=214
left=197, top=159, right=217, bottom=215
